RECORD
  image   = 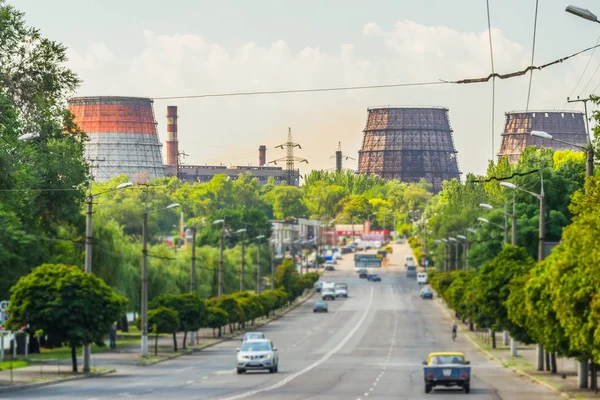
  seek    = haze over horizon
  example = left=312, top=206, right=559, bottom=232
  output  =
left=14, top=0, right=600, bottom=178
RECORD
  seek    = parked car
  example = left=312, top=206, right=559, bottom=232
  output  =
left=417, top=272, right=428, bottom=285
left=322, top=288, right=336, bottom=301
left=242, top=332, right=265, bottom=341
left=313, top=301, right=328, bottom=312
left=423, top=352, right=471, bottom=393
left=334, top=252, right=343, bottom=260
left=236, top=339, right=279, bottom=374
left=325, top=265, right=335, bottom=271
left=420, top=288, right=433, bottom=300
left=358, top=269, right=368, bottom=279
left=367, top=274, right=381, bottom=282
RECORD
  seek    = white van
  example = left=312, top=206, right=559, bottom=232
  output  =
left=417, top=272, right=428, bottom=285
left=404, top=255, right=415, bottom=267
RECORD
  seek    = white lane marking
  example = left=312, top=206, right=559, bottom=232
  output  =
left=202, top=376, right=209, bottom=380
left=118, top=393, right=131, bottom=398
left=217, top=287, right=374, bottom=400
left=215, top=368, right=236, bottom=374
left=187, top=380, right=194, bottom=384
left=175, top=366, right=194, bottom=372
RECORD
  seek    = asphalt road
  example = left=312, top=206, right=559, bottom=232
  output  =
left=6, top=243, right=561, bottom=400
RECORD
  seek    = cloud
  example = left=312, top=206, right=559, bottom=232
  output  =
left=68, top=20, right=584, bottom=177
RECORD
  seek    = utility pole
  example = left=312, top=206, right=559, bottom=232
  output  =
left=536, top=174, right=546, bottom=372
left=256, top=236, right=261, bottom=294
left=189, top=225, right=197, bottom=346
left=511, top=191, right=517, bottom=246
left=567, top=97, right=594, bottom=181
left=240, top=236, right=246, bottom=292
left=218, top=226, right=224, bottom=296
left=271, top=241, right=275, bottom=290
left=83, top=193, right=93, bottom=372
left=269, top=127, right=308, bottom=186
left=141, top=211, right=149, bottom=357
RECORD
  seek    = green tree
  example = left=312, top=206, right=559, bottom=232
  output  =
left=7, top=264, right=127, bottom=372
left=206, top=306, right=229, bottom=338
left=149, top=293, right=207, bottom=350
left=264, top=186, right=308, bottom=219
left=146, top=307, right=179, bottom=356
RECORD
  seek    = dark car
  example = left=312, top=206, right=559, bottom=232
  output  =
left=325, top=265, right=335, bottom=271
left=420, top=288, right=433, bottom=299
left=314, top=281, right=323, bottom=292
left=358, top=269, right=368, bottom=279
left=367, top=274, right=381, bottom=282
left=313, top=301, right=328, bottom=313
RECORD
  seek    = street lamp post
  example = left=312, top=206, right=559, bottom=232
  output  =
left=501, top=179, right=544, bottom=366
left=531, top=130, right=593, bottom=185
left=235, top=229, right=247, bottom=292
left=254, top=235, right=265, bottom=294
left=213, top=219, right=226, bottom=296
left=448, top=237, right=458, bottom=270
left=477, top=216, right=508, bottom=244
left=441, top=239, right=449, bottom=271
left=480, top=202, right=516, bottom=245
left=566, top=5, right=599, bottom=23
left=456, top=235, right=467, bottom=270
left=81, top=181, right=132, bottom=372
left=466, top=228, right=478, bottom=271
left=141, top=203, right=181, bottom=357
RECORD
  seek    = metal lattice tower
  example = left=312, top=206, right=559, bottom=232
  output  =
left=332, top=141, right=355, bottom=171
left=498, top=110, right=588, bottom=163
left=357, top=106, right=461, bottom=193
left=69, top=96, right=165, bottom=182
left=269, top=127, right=307, bottom=186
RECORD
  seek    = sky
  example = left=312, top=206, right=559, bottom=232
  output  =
left=13, top=0, right=600, bottom=177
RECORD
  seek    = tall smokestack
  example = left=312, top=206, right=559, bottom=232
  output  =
left=166, top=106, right=178, bottom=174
left=259, top=145, right=266, bottom=166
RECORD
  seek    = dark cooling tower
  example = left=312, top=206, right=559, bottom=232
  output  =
left=498, top=111, right=588, bottom=163
left=357, top=107, right=461, bottom=193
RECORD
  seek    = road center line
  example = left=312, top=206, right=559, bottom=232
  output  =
left=217, top=287, right=375, bottom=400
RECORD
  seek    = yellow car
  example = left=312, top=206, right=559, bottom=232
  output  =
left=423, top=352, right=471, bottom=393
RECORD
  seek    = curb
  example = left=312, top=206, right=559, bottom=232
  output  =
left=0, top=368, right=116, bottom=394
left=137, top=289, right=316, bottom=367
left=432, top=293, right=574, bottom=400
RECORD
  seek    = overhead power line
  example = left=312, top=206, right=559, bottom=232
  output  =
left=150, top=44, right=600, bottom=102
left=486, top=0, right=496, bottom=160
left=472, top=169, right=540, bottom=183
left=445, top=43, right=600, bottom=84
left=566, top=35, right=600, bottom=108
left=152, top=81, right=447, bottom=100
left=525, top=0, right=540, bottom=112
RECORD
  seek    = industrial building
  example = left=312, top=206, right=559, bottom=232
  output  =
left=357, top=106, right=461, bottom=193
left=498, top=111, right=588, bottom=163
left=162, top=106, right=299, bottom=186
left=69, top=96, right=165, bottom=182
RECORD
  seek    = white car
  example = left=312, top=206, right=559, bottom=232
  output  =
left=242, top=332, right=265, bottom=341
left=417, top=273, right=428, bottom=285
left=334, top=287, right=348, bottom=298
left=236, top=339, right=279, bottom=374
left=334, top=252, right=343, bottom=260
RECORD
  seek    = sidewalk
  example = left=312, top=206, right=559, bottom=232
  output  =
left=436, top=296, right=600, bottom=399
left=0, top=289, right=315, bottom=390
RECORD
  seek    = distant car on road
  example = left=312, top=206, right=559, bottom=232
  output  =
left=242, top=332, right=265, bottom=342
left=236, top=339, right=279, bottom=374
left=420, top=288, right=433, bottom=300
left=314, top=281, right=323, bottom=292
left=417, top=272, right=428, bottom=285
left=322, top=288, right=336, bottom=301
left=367, top=274, right=381, bottom=282
left=313, top=301, right=328, bottom=312
left=358, top=269, right=368, bottom=279
left=423, top=352, right=471, bottom=393
left=334, top=283, right=348, bottom=298
left=407, top=265, right=417, bottom=278
left=325, top=265, right=335, bottom=271
left=334, top=252, right=343, bottom=260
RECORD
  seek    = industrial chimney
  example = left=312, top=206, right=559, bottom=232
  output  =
left=259, top=145, right=266, bottom=166
left=166, top=106, right=179, bottom=174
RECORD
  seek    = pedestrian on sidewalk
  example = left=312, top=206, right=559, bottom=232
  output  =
left=109, top=324, right=117, bottom=350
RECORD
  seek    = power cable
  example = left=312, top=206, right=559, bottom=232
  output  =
left=152, top=81, right=447, bottom=101
left=471, top=169, right=539, bottom=183
left=526, top=0, right=540, bottom=112
left=486, top=0, right=496, bottom=160
left=565, top=34, right=600, bottom=108
left=446, top=43, right=600, bottom=84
